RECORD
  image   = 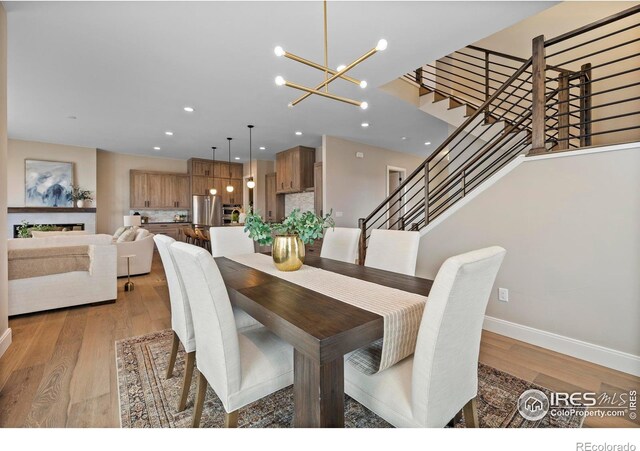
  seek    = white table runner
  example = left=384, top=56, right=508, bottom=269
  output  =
left=226, top=253, right=427, bottom=374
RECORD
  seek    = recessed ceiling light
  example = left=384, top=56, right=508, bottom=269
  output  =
left=183, top=107, right=194, bottom=112
left=295, top=131, right=302, bottom=136
left=401, top=137, right=407, bottom=140
left=165, top=131, right=174, bottom=136
left=361, top=122, right=369, bottom=128
left=153, top=146, right=161, bottom=151
left=235, top=157, right=240, bottom=160
left=424, top=141, right=431, bottom=146
left=259, top=146, right=266, bottom=150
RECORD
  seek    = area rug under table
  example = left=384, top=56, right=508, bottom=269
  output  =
left=116, top=329, right=584, bottom=428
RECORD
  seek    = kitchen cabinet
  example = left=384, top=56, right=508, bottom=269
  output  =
left=130, top=170, right=191, bottom=209
left=275, top=146, right=315, bottom=194
left=174, top=175, right=191, bottom=208
left=314, top=162, right=323, bottom=216
left=221, top=179, right=243, bottom=205
left=216, top=162, right=230, bottom=178
left=142, top=223, right=188, bottom=241
left=130, top=172, right=149, bottom=208
left=191, top=176, right=210, bottom=196
left=191, top=160, right=213, bottom=177
left=265, top=172, right=284, bottom=222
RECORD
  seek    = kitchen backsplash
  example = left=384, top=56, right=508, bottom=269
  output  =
left=284, top=192, right=315, bottom=216
left=129, top=209, right=190, bottom=223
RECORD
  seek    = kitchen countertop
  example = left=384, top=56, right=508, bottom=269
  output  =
left=142, top=221, right=191, bottom=225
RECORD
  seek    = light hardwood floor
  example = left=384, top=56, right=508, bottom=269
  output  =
left=0, top=254, right=638, bottom=428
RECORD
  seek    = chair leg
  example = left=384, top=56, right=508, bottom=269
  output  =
left=447, top=409, right=463, bottom=427
left=177, top=351, right=196, bottom=411
left=463, top=397, right=479, bottom=428
left=225, top=410, right=238, bottom=428
left=192, top=371, right=208, bottom=428
left=166, top=331, right=179, bottom=379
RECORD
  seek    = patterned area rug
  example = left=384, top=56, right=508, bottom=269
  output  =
left=116, top=329, right=584, bottom=428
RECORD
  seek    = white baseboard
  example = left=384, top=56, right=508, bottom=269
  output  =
left=483, top=316, right=640, bottom=377
left=0, top=328, right=12, bottom=359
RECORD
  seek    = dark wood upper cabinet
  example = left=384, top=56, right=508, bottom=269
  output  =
left=275, top=146, right=316, bottom=194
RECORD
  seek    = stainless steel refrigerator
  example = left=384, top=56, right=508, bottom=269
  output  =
left=192, top=195, right=223, bottom=226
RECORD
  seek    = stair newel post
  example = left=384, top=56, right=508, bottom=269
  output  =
left=415, top=67, right=423, bottom=86
left=530, top=35, right=547, bottom=155
left=557, top=70, right=571, bottom=151
left=398, top=217, right=405, bottom=231
left=358, top=217, right=366, bottom=266
left=579, top=63, right=592, bottom=148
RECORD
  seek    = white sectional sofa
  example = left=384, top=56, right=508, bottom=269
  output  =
left=8, top=234, right=117, bottom=315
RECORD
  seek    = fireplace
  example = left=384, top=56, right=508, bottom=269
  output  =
left=13, top=223, right=85, bottom=238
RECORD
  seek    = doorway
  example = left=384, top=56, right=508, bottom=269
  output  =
left=386, top=166, right=406, bottom=230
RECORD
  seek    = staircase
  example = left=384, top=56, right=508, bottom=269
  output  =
left=358, top=4, right=640, bottom=262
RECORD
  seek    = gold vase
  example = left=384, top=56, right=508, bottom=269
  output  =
left=272, top=235, right=305, bottom=271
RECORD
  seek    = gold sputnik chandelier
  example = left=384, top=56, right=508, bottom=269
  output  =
left=274, top=0, right=387, bottom=109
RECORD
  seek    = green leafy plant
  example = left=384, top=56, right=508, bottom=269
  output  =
left=71, top=185, right=93, bottom=201
left=17, top=220, right=56, bottom=238
left=244, top=208, right=335, bottom=246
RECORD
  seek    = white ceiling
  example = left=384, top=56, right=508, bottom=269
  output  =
left=5, top=1, right=554, bottom=162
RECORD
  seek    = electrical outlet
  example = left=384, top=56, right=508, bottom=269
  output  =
left=498, top=288, right=509, bottom=302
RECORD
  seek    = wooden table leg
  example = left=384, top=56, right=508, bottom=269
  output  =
left=293, top=349, right=345, bottom=428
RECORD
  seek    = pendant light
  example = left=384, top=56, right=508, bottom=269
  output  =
left=226, top=138, right=234, bottom=193
left=247, top=125, right=255, bottom=189
left=209, top=146, right=217, bottom=195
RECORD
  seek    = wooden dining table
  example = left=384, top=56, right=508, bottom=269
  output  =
left=215, top=254, right=433, bottom=428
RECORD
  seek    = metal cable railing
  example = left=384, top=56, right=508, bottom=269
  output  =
left=358, top=5, right=640, bottom=263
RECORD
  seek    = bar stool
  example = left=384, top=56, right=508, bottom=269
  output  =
left=194, top=228, right=211, bottom=252
left=182, top=227, right=197, bottom=244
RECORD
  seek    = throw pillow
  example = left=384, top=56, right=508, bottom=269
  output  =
left=113, top=226, right=126, bottom=240
left=117, top=227, right=137, bottom=243
left=135, top=228, right=150, bottom=241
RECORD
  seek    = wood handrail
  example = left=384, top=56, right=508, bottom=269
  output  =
left=545, top=4, right=640, bottom=47
left=364, top=57, right=532, bottom=224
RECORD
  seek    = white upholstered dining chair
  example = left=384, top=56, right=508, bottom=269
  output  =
left=345, top=246, right=506, bottom=428
left=209, top=226, right=255, bottom=257
left=320, top=227, right=361, bottom=264
left=153, top=235, right=260, bottom=412
left=364, top=229, right=420, bottom=275
left=170, top=242, right=294, bottom=427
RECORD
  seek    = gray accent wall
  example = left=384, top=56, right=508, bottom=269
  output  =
left=416, top=145, right=640, bottom=359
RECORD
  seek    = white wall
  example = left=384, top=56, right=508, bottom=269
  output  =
left=416, top=144, right=640, bottom=373
left=323, top=136, right=425, bottom=228
left=7, top=139, right=97, bottom=207
left=0, top=2, right=9, bottom=358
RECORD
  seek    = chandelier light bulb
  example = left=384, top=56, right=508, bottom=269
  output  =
left=336, top=64, right=346, bottom=72
left=209, top=188, right=217, bottom=195
left=376, top=39, right=388, bottom=51
left=226, top=184, right=234, bottom=193
left=274, top=46, right=285, bottom=57
left=360, top=102, right=369, bottom=110
left=275, top=76, right=286, bottom=86
left=247, top=178, right=255, bottom=189
left=360, top=80, right=368, bottom=89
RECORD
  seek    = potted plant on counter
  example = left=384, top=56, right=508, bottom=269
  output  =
left=71, top=185, right=93, bottom=208
left=244, top=208, right=335, bottom=271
